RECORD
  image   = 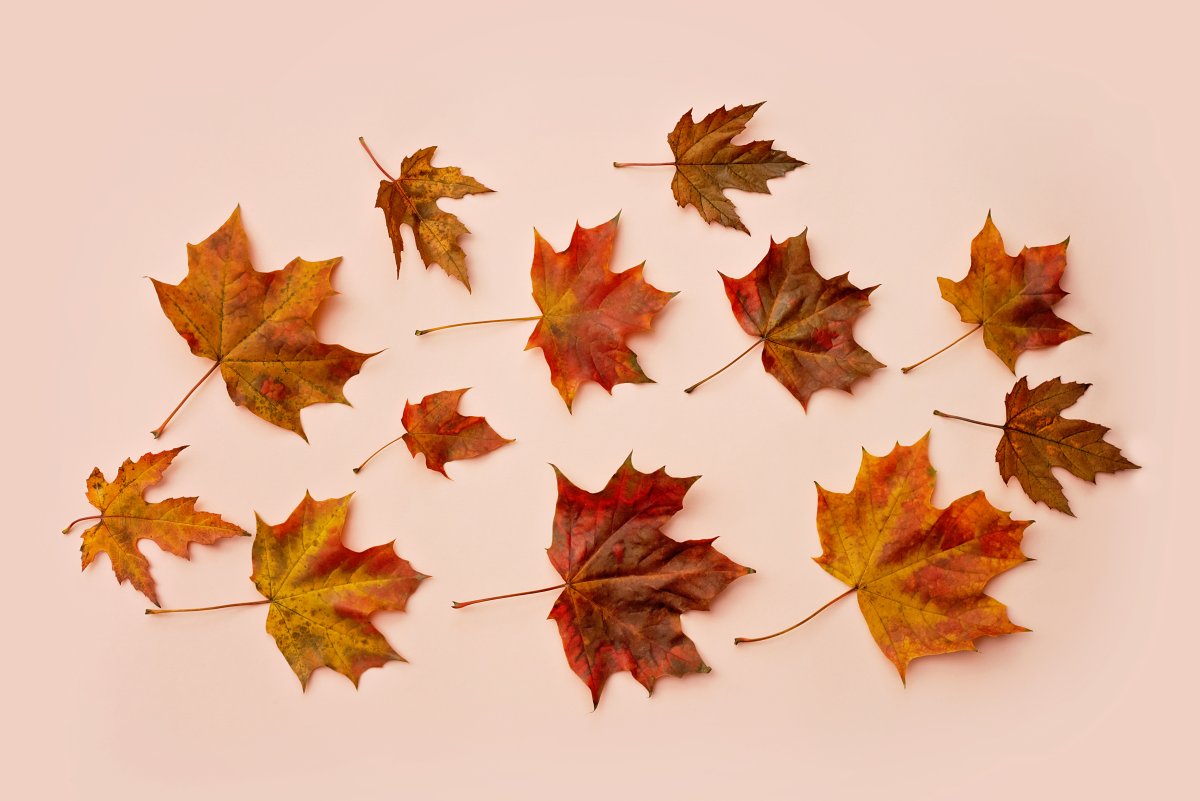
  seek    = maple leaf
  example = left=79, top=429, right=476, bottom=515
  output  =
left=149, top=493, right=428, bottom=689
left=359, top=137, right=493, bottom=290
left=614, top=102, right=804, bottom=233
left=736, top=434, right=1029, bottom=681
left=415, top=215, right=675, bottom=410
left=151, top=207, right=375, bottom=440
left=685, top=231, right=883, bottom=405
left=934, top=377, right=1140, bottom=515
left=903, top=213, right=1086, bottom=373
left=352, top=388, right=513, bottom=477
left=452, top=456, right=752, bottom=707
left=61, top=447, right=247, bottom=606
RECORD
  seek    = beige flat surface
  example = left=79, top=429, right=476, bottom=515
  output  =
left=3, top=1, right=1195, bottom=798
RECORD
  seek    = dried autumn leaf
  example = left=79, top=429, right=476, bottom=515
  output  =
left=61, top=447, right=247, bottom=606
left=150, top=493, right=428, bottom=689
left=151, top=207, right=375, bottom=440
left=903, top=213, right=1086, bottom=373
left=615, top=102, right=804, bottom=233
left=736, top=434, right=1030, bottom=681
left=359, top=137, right=493, bottom=290
left=415, top=215, right=675, bottom=410
left=685, top=231, right=883, bottom=405
left=453, top=456, right=752, bottom=707
left=935, top=377, right=1140, bottom=516
left=353, top=388, right=513, bottom=477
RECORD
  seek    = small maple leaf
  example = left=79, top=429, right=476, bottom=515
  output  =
left=360, top=137, right=494, bottom=291
left=935, top=377, right=1140, bottom=515
left=686, top=231, right=883, bottom=405
left=415, top=215, right=675, bottom=410
left=151, top=207, right=375, bottom=440
left=61, top=447, right=247, bottom=606
left=614, top=102, right=804, bottom=233
left=453, top=456, right=752, bottom=707
left=736, top=434, right=1030, bottom=681
left=352, top=388, right=513, bottom=477
left=903, top=213, right=1086, bottom=373
left=149, top=493, right=428, bottom=689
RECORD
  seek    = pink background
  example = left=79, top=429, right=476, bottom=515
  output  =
left=6, top=1, right=1196, bottom=798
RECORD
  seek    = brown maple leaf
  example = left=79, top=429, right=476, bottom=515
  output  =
left=352, top=388, right=513, bottom=477
left=61, top=447, right=247, bottom=605
left=685, top=231, right=883, bottom=405
left=415, top=215, right=675, bottom=410
left=934, top=377, right=1140, bottom=515
left=149, top=493, right=428, bottom=689
left=736, top=434, right=1029, bottom=681
left=453, top=456, right=753, bottom=707
left=614, top=102, right=804, bottom=233
left=151, top=207, right=375, bottom=440
left=359, top=137, right=493, bottom=290
left=903, top=213, right=1086, bottom=373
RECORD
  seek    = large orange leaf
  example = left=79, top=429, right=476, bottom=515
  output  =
left=416, top=215, right=674, bottom=410
left=453, top=456, right=752, bottom=707
left=935, top=376, right=1140, bottom=515
left=615, top=102, right=804, bottom=233
left=360, top=138, right=494, bottom=291
left=687, top=231, right=883, bottom=405
left=905, top=213, right=1085, bottom=373
left=352, top=388, right=513, bottom=477
left=737, top=435, right=1029, bottom=681
left=149, top=493, right=428, bottom=689
left=151, top=208, right=375, bottom=440
left=61, top=447, right=246, bottom=606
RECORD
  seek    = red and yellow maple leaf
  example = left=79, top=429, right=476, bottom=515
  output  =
left=352, top=388, right=513, bottom=477
left=904, top=213, right=1085, bottom=373
left=615, top=102, right=804, bottom=233
left=453, top=456, right=753, bottom=706
left=149, top=493, right=428, bottom=689
left=151, top=207, right=376, bottom=440
left=359, top=138, right=494, bottom=291
left=686, top=231, right=883, bottom=405
left=415, top=215, right=675, bottom=410
left=61, top=447, right=247, bottom=606
left=737, top=434, right=1029, bottom=681
left=935, top=376, right=1140, bottom=515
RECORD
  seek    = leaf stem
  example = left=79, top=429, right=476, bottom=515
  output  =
left=151, top=361, right=221, bottom=438
left=145, top=599, right=269, bottom=615
left=352, top=434, right=406, bottom=474
left=684, top=339, right=764, bottom=394
left=61, top=515, right=102, bottom=534
left=415, top=316, right=541, bottom=336
left=451, top=583, right=567, bottom=609
left=734, top=588, right=856, bottom=645
left=613, top=161, right=675, bottom=168
left=900, top=324, right=982, bottom=374
left=932, top=410, right=1006, bottom=430
left=358, top=136, right=397, bottom=183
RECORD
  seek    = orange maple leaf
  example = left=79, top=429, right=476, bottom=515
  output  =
left=737, top=434, right=1030, bottom=681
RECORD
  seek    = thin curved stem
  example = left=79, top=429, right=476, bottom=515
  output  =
left=415, top=316, right=540, bottom=336
left=358, top=136, right=397, bottom=182
left=684, top=339, right=763, bottom=394
left=452, top=583, right=566, bottom=609
left=61, top=515, right=102, bottom=534
left=900, top=324, right=982, bottom=374
left=152, top=361, right=221, bottom=438
left=932, top=410, right=1005, bottom=430
left=352, top=433, right=406, bottom=474
left=734, top=588, right=856, bottom=645
left=613, top=161, right=675, bottom=168
left=145, top=599, right=269, bottom=615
